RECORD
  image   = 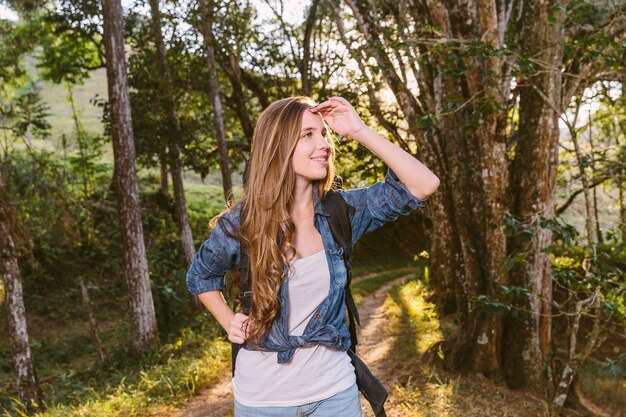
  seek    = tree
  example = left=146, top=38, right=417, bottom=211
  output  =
left=0, top=170, right=40, bottom=406
left=331, top=0, right=626, bottom=393
left=102, top=0, right=157, bottom=356
left=147, top=0, right=195, bottom=266
left=197, top=0, right=233, bottom=204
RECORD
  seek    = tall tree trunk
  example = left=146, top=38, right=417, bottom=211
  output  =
left=504, top=0, right=565, bottom=392
left=148, top=0, right=195, bottom=267
left=199, top=0, right=233, bottom=205
left=301, top=0, right=319, bottom=96
left=0, top=173, right=39, bottom=406
left=102, top=0, right=158, bottom=357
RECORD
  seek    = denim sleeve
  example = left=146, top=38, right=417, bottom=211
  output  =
left=337, top=168, right=427, bottom=246
left=186, top=211, right=240, bottom=294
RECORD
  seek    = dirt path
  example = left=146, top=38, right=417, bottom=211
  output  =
left=168, top=366, right=234, bottom=417
left=168, top=274, right=410, bottom=417
left=355, top=275, right=409, bottom=417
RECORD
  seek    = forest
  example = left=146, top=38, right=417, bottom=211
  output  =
left=0, top=0, right=625, bottom=416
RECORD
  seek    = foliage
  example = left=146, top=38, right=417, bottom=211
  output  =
left=0, top=146, right=234, bottom=412
left=2, top=316, right=229, bottom=417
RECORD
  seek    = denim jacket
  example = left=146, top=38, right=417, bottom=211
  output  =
left=186, top=169, right=426, bottom=364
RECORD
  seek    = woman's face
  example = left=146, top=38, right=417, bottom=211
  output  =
left=292, top=110, right=331, bottom=184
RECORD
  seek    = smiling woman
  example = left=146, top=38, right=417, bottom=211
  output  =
left=292, top=112, right=331, bottom=184
left=186, top=95, right=439, bottom=417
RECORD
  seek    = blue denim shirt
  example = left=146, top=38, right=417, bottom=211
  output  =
left=186, top=169, right=426, bottom=364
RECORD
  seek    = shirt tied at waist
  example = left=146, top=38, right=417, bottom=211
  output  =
left=277, top=324, right=343, bottom=364
left=243, top=324, right=344, bottom=364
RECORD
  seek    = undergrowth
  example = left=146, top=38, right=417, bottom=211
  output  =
left=2, top=314, right=229, bottom=417
left=382, top=279, right=548, bottom=417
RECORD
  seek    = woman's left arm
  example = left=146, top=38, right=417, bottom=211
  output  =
left=310, top=96, right=440, bottom=200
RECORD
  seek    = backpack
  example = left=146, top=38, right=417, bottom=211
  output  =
left=230, top=188, right=388, bottom=417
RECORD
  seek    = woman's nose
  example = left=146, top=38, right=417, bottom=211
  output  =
left=318, top=135, right=330, bottom=149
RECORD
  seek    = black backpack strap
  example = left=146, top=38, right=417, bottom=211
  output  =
left=231, top=241, right=251, bottom=377
left=321, top=190, right=359, bottom=351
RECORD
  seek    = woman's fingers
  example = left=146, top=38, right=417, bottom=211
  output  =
left=329, top=96, right=349, bottom=105
left=311, top=97, right=347, bottom=112
left=229, top=312, right=251, bottom=344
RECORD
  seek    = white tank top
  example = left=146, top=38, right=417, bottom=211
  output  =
left=232, top=250, right=356, bottom=406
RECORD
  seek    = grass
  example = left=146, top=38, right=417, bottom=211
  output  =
left=0, top=167, right=237, bottom=416
left=351, top=268, right=416, bottom=306
left=351, top=257, right=415, bottom=278
left=2, top=315, right=230, bottom=417
left=24, top=55, right=108, bottom=140
left=379, top=279, right=549, bottom=417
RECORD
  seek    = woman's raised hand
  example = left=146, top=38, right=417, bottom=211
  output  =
left=309, top=96, right=368, bottom=139
left=229, top=312, right=251, bottom=344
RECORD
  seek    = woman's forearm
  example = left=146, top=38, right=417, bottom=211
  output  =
left=350, top=127, right=440, bottom=199
left=197, top=291, right=235, bottom=333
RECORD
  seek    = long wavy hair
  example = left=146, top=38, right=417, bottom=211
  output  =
left=209, top=96, right=337, bottom=346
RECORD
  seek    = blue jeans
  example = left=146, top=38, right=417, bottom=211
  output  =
left=234, top=383, right=362, bottom=417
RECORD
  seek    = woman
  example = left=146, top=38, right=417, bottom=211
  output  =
left=187, top=96, right=439, bottom=416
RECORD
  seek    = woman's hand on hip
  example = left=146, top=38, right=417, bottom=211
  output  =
left=229, top=312, right=251, bottom=344
left=309, top=96, right=368, bottom=139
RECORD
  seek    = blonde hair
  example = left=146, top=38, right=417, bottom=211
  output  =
left=210, top=96, right=336, bottom=346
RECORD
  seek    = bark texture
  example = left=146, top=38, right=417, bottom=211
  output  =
left=102, top=0, right=158, bottom=357
left=0, top=174, right=39, bottom=405
left=505, top=0, right=565, bottom=389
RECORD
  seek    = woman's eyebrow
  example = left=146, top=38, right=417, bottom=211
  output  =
left=301, top=127, right=327, bottom=133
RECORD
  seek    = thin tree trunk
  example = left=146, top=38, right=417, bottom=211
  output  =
left=159, top=150, right=169, bottom=197
left=148, top=0, right=195, bottom=267
left=102, top=0, right=158, bottom=357
left=615, top=83, right=626, bottom=241
left=615, top=147, right=626, bottom=241
left=570, top=98, right=598, bottom=246
left=219, top=47, right=254, bottom=143
left=79, top=279, right=109, bottom=365
left=300, top=0, right=319, bottom=96
left=587, top=115, right=603, bottom=243
left=169, top=146, right=195, bottom=266
left=618, top=167, right=626, bottom=240
left=199, top=0, right=233, bottom=205
left=550, top=289, right=605, bottom=416
left=0, top=173, right=39, bottom=406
